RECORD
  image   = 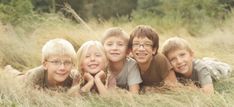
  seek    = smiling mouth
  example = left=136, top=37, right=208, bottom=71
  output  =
left=136, top=53, right=147, bottom=57
left=88, top=64, right=99, bottom=69
left=56, top=71, right=68, bottom=75
left=110, top=53, right=120, bottom=56
left=177, top=64, right=186, bottom=70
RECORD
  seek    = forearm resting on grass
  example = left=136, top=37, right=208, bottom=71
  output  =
left=201, top=84, right=214, bottom=94
left=164, top=70, right=179, bottom=87
left=95, top=71, right=108, bottom=96
left=129, top=84, right=140, bottom=94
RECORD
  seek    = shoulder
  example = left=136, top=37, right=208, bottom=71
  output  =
left=26, top=66, right=44, bottom=76
left=153, top=53, right=168, bottom=61
left=126, top=57, right=138, bottom=67
left=153, top=53, right=171, bottom=67
left=25, top=66, right=45, bottom=83
left=193, top=59, right=210, bottom=72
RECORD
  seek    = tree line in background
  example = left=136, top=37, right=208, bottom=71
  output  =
left=1, top=0, right=234, bottom=34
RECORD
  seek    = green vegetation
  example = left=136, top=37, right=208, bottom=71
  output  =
left=0, top=0, right=234, bottom=106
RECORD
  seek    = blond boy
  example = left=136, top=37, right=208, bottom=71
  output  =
left=24, top=38, right=77, bottom=92
left=161, top=37, right=214, bottom=93
left=102, top=27, right=142, bottom=94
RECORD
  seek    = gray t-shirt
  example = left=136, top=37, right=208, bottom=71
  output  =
left=115, top=57, right=142, bottom=89
left=191, top=59, right=213, bottom=86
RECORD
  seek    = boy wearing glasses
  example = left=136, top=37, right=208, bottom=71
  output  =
left=102, top=27, right=142, bottom=94
left=128, top=25, right=177, bottom=91
left=24, top=38, right=77, bottom=92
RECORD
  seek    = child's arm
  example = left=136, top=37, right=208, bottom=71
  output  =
left=94, top=70, right=108, bottom=96
left=129, top=84, right=140, bottom=94
left=106, top=73, right=117, bottom=89
left=163, top=69, right=179, bottom=86
left=201, top=84, right=214, bottom=94
left=198, top=68, right=214, bottom=94
left=80, top=72, right=94, bottom=92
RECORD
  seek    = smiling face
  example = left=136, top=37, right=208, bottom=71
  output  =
left=81, top=46, right=107, bottom=75
left=167, top=49, right=194, bottom=75
left=103, top=36, right=128, bottom=63
left=131, top=37, right=157, bottom=65
left=43, top=55, right=73, bottom=86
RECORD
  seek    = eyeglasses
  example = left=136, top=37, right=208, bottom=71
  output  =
left=132, top=43, right=153, bottom=49
left=47, top=60, right=73, bottom=67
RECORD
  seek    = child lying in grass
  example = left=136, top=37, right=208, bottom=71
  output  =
left=75, top=40, right=109, bottom=96
left=23, top=38, right=78, bottom=92
left=161, top=36, right=232, bottom=94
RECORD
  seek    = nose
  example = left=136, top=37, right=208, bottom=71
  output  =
left=112, top=43, right=118, bottom=49
left=176, top=57, right=183, bottom=64
left=138, top=44, right=146, bottom=51
left=90, top=55, right=96, bottom=61
left=58, top=63, right=65, bottom=69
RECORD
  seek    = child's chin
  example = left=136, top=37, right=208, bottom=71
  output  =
left=178, top=70, right=188, bottom=74
left=89, top=71, right=99, bottom=75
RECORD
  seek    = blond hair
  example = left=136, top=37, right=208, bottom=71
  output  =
left=101, top=27, right=129, bottom=44
left=161, top=37, right=193, bottom=57
left=41, top=38, right=76, bottom=64
left=76, top=40, right=108, bottom=75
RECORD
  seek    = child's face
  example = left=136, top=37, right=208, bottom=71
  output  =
left=81, top=46, right=106, bottom=75
left=43, top=55, right=73, bottom=85
left=167, top=49, right=194, bottom=75
left=131, top=37, right=156, bottom=65
left=103, top=36, right=128, bottom=63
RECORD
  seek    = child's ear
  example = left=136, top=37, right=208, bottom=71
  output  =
left=152, top=48, right=158, bottom=55
left=190, top=50, right=195, bottom=59
left=126, top=48, right=131, bottom=55
left=42, top=61, right=48, bottom=70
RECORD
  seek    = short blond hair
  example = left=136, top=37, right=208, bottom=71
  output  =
left=76, top=40, right=108, bottom=75
left=101, top=27, right=129, bottom=44
left=42, top=38, right=76, bottom=64
left=161, top=37, right=193, bottom=57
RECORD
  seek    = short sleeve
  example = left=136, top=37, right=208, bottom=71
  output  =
left=157, top=54, right=172, bottom=80
left=127, top=61, right=142, bottom=86
left=24, top=66, right=44, bottom=87
left=197, top=67, right=213, bottom=86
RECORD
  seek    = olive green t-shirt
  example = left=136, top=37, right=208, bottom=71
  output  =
left=25, top=66, right=73, bottom=92
left=140, top=53, right=172, bottom=87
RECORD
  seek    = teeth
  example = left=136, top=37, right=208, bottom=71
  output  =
left=57, top=72, right=67, bottom=75
left=110, top=53, right=119, bottom=55
left=89, top=64, right=98, bottom=69
left=178, top=65, right=186, bottom=70
left=136, top=53, right=147, bottom=56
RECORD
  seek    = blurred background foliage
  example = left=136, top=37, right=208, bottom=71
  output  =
left=0, top=0, right=234, bottom=70
left=0, top=0, right=234, bottom=35
left=0, top=0, right=234, bottom=23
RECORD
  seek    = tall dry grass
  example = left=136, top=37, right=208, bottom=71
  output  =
left=0, top=13, right=234, bottom=106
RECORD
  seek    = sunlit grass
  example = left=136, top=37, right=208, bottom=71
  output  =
left=0, top=12, right=234, bottom=106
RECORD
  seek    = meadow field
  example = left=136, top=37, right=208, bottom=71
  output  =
left=0, top=11, right=234, bottom=107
